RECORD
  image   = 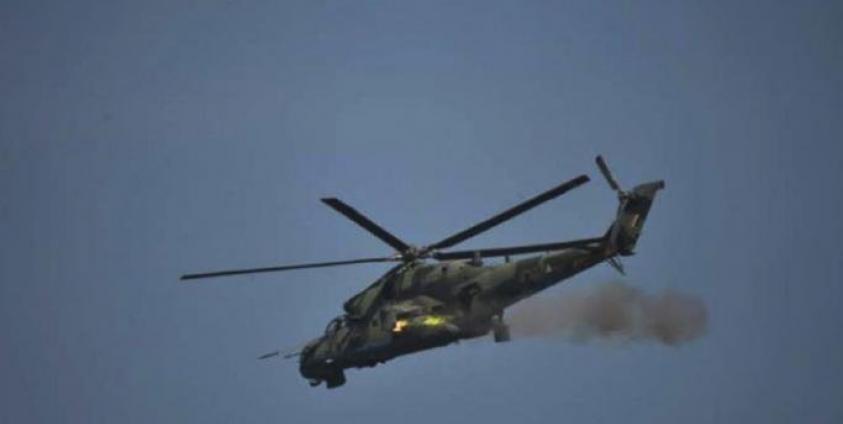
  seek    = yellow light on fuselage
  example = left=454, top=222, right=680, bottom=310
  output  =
left=392, top=319, right=409, bottom=333
left=421, top=316, right=446, bottom=326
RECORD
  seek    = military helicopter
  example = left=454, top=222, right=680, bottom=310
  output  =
left=181, top=156, right=664, bottom=388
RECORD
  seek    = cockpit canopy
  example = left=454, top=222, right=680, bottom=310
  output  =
left=323, top=316, right=348, bottom=335
left=343, top=264, right=405, bottom=318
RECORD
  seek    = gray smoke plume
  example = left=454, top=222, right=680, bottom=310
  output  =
left=508, top=281, right=707, bottom=345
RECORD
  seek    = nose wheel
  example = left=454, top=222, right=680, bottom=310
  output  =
left=325, top=370, right=346, bottom=389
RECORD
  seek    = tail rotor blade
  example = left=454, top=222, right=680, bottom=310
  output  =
left=595, top=155, right=621, bottom=192
left=607, top=256, right=626, bottom=275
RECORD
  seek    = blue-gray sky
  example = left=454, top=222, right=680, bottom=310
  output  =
left=2, top=1, right=842, bottom=423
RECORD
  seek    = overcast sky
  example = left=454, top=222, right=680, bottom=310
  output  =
left=2, top=1, right=842, bottom=423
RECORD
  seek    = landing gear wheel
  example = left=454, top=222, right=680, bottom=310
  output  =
left=492, top=316, right=510, bottom=343
left=325, top=370, right=346, bottom=389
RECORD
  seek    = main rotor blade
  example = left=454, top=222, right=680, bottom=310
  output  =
left=595, top=155, right=621, bottom=191
left=433, top=237, right=605, bottom=260
left=321, top=198, right=411, bottom=253
left=180, top=256, right=398, bottom=281
left=427, top=175, right=590, bottom=251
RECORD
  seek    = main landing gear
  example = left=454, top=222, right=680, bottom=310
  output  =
left=491, top=315, right=510, bottom=343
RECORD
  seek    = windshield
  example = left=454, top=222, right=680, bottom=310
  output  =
left=323, top=316, right=347, bottom=335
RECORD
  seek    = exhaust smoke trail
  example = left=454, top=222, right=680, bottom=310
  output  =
left=508, top=281, right=707, bottom=345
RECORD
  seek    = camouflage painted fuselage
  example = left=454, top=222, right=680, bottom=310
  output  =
left=299, top=246, right=608, bottom=385
left=299, top=180, right=663, bottom=388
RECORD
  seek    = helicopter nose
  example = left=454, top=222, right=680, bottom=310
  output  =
left=298, top=346, right=336, bottom=380
left=299, top=360, right=320, bottom=379
left=299, top=360, right=337, bottom=384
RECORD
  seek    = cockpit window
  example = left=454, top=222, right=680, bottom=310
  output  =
left=324, top=316, right=346, bottom=335
left=343, top=263, right=404, bottom=317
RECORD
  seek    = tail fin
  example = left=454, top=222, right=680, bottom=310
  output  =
left=606, top=181, right=665, bottom=256
left=594, top=156, right=664, bottom=256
